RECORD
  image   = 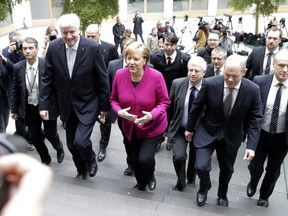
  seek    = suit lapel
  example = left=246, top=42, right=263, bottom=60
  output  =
left=71, top=37, right=86, bottom=79
left=180, top=79, right=189, bottom=108
left=260, top=75, right=273, bottom=114
left=58, top=40, right=70, bottom=79
left=20, top=62, right=27, bottom=97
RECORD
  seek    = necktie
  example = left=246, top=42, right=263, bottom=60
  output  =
left=67, top=47, right=74, bottom=77
left=269, top=83, right=283, bottom=134
left=188, top=86, right=197, bottom=113
left=167, top=57, right=172, bottom=66
left=28, top=67, right=35, bottom=86
left=264, top=53, right=272, bottom=75
left=215, top=69, right=220, bottom=76
left=223, top=88, right=234, bottom=118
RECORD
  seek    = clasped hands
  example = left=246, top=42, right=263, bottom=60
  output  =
left=118, top=107, right=152, bottom=125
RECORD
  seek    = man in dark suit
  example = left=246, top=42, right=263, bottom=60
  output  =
left=0, top=53, right=14, bottom=132
left=246, top=49, right=288, bottom=207
left=85, top=24, right=119, bottom=162
left=11, top=37, right=64, bottom=165
left=39, top=14, right=110, bottom=179
left=185, top=55, right=263, bottom=207
left=150, top=32, right=190, bottom=150
left=245, top=27, right=282, bottom=80
left=168, top=56, right=206, bottom=191
left=205, top=47, right=227, bottom=78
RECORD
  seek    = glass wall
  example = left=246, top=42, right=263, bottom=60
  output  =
left=217, top=0, right=230, bottom=9
left=174, top=0, right=189, bottom=11
left=191, top=0, right=208, bottom=10
left=51, top=0, right=64, bottom=18
left=128, top=0, right=144, bottom=14
left=30, top=0, right=50, bottom=19
left=147, top=0, right=164, bottom=13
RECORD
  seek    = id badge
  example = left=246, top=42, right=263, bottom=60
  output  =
left=28, top=91, right=38, bottom=105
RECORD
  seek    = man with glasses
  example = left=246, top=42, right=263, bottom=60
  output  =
left=246, top=49, right=288, bottom=208
left=245, top=27, right=282, bottom=80
left=205, top=47, right=227, bottom=77
left=197, top=30, right=233, bottom=64
left=168, top=56, right=206, bottom=191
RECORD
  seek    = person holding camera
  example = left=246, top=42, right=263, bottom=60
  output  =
left=11, top=37, right=65, bottom=165
left=133, top=11, right=144, bottom=43
left=39, top=26, right=58, bottom=58
left=195, top=21, right=210, bottom=49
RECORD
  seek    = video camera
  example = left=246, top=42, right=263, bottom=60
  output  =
left=224, top=13, right=232, bottom=21
left=238, top=17, right=243, bottom=24
left=0, top=134, right=26, bottom=210
left=184, top=15, right=188, bottom=22
left=280, top=18, right=285, bottom=27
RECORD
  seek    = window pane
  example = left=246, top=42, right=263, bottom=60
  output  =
left=174, top=0, right=189, bottom=11
left=218, top=0, right=230, bottom=9
left=191, top=0, right=208, bottom=10
left=51, top=0, right=64, bottom=18
left=128, top=0, right=144, bottom=14
left=147, top=0, right=164, bottom=13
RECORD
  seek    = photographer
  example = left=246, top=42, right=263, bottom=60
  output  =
left=1, top=31, right=25, bottom=64
left=0, top=153, right=52, bottom=216
left=196, top=21, right=210, bottom=49
left=133, top=11, right=144, bottom=43
left=39, top=26, right=58, bottom=58
left=220, top=28, right=235, bottom=51
left=213, top=18, right=226, bottom=32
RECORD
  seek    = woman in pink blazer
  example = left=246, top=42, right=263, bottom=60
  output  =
left=110, top=41, right=170, bottom=191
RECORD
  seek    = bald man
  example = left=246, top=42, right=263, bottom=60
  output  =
left=185, top=55, right=262, bottom=207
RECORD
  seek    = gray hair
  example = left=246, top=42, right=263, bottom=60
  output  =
left=85, top=24, right=100, bottom=34
left=57, top=14, right=80, bottom=30
left=187, top=56, right=207, bottom=71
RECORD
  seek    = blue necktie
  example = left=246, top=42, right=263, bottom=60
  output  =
left=269, top=83, right=283, bottom=134
left=265, top=53, right=272, bottom=75
left=188, top=86, right=197, bottom=113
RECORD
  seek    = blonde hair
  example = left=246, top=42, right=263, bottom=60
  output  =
left=124, top=41, right=150, bottom=65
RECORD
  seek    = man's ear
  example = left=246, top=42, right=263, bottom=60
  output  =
left=242, top=68, right=247, bottom=77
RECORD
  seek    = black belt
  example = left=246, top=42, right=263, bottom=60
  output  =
left=261, top=130, right=285, bottom=137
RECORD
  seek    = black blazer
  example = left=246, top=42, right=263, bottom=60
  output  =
left=100, top=40, right=119, bottom=68
left=205, top=63, right=215, bottom=78
left=0, top=60, right=13, bottom=113
left=253, top=74, right=288, bottom=146
left=187, top=76, right=263, bottom=153
left=11, top=58, right=59, bottom=121
left=39, top=36, right=110, bottom=125
left=245, top=46, right=266, bottom=80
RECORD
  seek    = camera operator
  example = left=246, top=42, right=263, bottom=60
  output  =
left=197, top=30, right=233, bottom=64
left=39, top=26, right=58, bottom=58
left=220, top=28, right=236, bottom=51
left=164, top=21, right=175, bottom=35
left=213, top=18, right=226, bottom=32
left=195, top=21, right=210, bottom=49
left=1, top=31, right=25, bottom=64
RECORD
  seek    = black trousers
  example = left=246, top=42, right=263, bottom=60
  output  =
left=99, top=112, right=112, bottom=149
left=172, top=126, right=196, bottom=187
left=129, top=128, right=163, bottom=185
left=26, top=104, right=63, bottom=162
left=248, top=130, right=288, bottom=200
left=195, top=138, right=238, bottom=199
left=117, top=118, right=133, bottom=168
left=66, top=107, right=96, bottom=174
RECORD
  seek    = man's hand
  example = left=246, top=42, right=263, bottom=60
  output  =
left=185, top=131, right=193, bottom=142
left=11, top=113, right=18, bottom=120
left=8, top=42, right=16, bottom=53
left=0, top=53, right=7, bottom=64
left=243, top=149, right=255, bottom=161
left=98, top=111, right=108, bottom=124
left=134, top=111, right=152, bottom=126
left=39, top=110, right=49, bottom=120
left=118, top=107, right=137, bottom=122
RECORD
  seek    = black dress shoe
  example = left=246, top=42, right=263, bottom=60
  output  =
left=156, top=137, right=165, bottom=152
left=148, top=175, right=157, bottom=190
left=43, top=157, right=52, bottom=165
left=133, top=183, right=147, bottom=191
left=76, top=171, right=88, bottom=179
left=196, top=190, right=207, bottom=206
left=124, top=167, right=134, bottom=176
left=217, top=197, right=229, bottom=207
left=172, top=182, right=185, bottom=191
left=166, top=142, right=172, bottom=151
left=97, top=148, right=106, bottom=162
left=57, top=150, right=65, bottom=163
left=247, top=182, right=256, bottom=197
left=88, top=158, right=98, bottom=177
left=257, top=198, right=269, bottom=207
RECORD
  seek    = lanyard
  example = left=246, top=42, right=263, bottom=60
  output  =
left=26, top=68, right=38, bottom=94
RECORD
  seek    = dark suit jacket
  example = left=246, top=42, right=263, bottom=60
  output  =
left=39, top=36, right=110, bottom=125
left=100, top=40, right=119, bottom=68
left=204, top=63, right=215, bottom=78
left=253, top=74, right=288, bottom=146
left=0, top=60, right=13, bottom=113
left=167, top=77, right=189, bottom=141
left=11, top=58, right=59, bottom=121
left=187, top=76, right=262, bottom=153
left=245, top=46, right=266, bottom=80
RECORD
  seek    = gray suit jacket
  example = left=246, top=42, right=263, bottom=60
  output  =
left=187, top=76, right=263, bottom=153
left=253, top=74, right=288, bottom=146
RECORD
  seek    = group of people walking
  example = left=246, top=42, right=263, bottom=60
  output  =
left=0, top=12, right=287, bottom=211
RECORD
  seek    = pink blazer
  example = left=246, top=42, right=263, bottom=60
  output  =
left=110, top=66, right=170, bottom=140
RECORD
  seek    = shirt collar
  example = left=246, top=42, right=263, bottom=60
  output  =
left=165, top=50, right=177, bottom=61
left=26, top=58, right=39, bottom=71
left=272, top=74, right=288, bottom=88
left=224, top=80, right=241, bottom=90
left=189, top=79, right=203, bottom=91
left=265, top=47, right=279, bottom=55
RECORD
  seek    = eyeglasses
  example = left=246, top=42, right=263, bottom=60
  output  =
left=188, top=69, right=203, bottom=73
left=207, top=39, right=219, bottom=42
